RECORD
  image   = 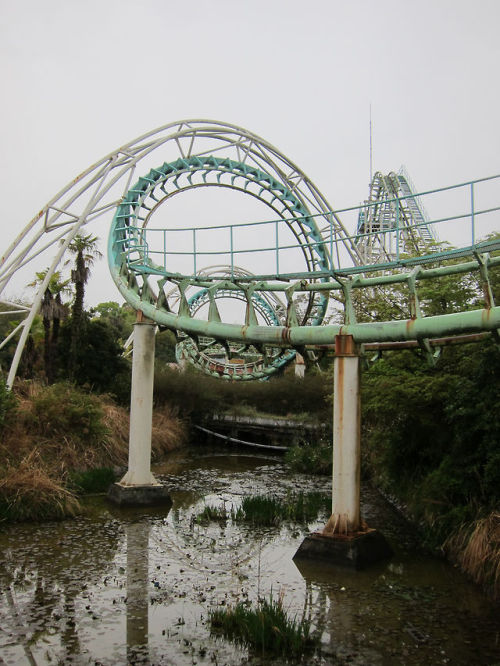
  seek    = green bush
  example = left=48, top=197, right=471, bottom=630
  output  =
left=285, top=442, right=332, bottom=475
left=28, top=382, right=109, bottom=447
left=154, top=366, right=331, bottom=420
left=68, top=467, right=116, bottom=494
left=361, top=340, right=500, bottom=543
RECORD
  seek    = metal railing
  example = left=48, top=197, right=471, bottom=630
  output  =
left=119, top=174, right=500, bottom=281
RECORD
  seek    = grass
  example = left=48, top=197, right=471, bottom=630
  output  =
left=209, top=593, right=318, bottom=659
left=193, top=492, right=329, bottom=528
left=0, top=380, right=187, bottom=522
left=68, top=467, right=117, bottom=494
left=234, top=492, right=330, bottom=527
left=0, top=450, right=81, bottom=522
left=196, top=503, right=229, bottom=524
left=444, top=512, right=500, bottom=601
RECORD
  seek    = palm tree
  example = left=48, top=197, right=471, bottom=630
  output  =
left=29, top=270, right=71, bottom=382
left=66, top=234, right=102, bottom=379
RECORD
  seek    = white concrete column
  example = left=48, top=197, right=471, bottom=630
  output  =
left=120, top=319, right=158, bottom=486
left=294, top=353, right=305, bottom=378
left=324, top=335, right=361, bottom=534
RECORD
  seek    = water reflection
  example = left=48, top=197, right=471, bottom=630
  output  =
left=0, top=514, right=122, bottom=664
left=126, top=520, right=151, bottom=664
left=0, top=450, right=498, bottom=665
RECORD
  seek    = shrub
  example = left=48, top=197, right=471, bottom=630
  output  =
left=27, top=382, right=109, bottom=447
left=68, top=467, right=116, bottom=494
left=154, top=367, right=331, bottom=420
left=285, top=442, right=332, bottom=475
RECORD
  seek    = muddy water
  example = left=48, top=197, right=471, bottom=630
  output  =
left=0, top=448, right=499, bottom=665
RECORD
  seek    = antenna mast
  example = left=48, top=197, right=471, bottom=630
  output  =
left=369, top=104, right=373, bottom=184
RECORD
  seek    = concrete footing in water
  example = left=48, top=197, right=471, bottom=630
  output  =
left=293, top=528, right=392, bottom=570
left=107, top=483, right=172, bottom=507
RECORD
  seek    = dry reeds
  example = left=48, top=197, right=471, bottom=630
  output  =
left=0, top=381, right=188, bottom=522
left=0, top=450, right=81, bottom=522
left=444, top=512, right=500, bottom=600
left=152, top=405, right=187, bottom=457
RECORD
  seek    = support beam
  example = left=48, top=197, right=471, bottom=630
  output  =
left=294, top=334, right=392, bottom=568
left=120, top=319, right=157, bottom=486
left=324, top=334, right=361, bottom=534
left=108, top=316, right=171, bottom=506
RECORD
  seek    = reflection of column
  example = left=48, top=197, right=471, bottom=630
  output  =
left=295, top=561, right=359, bottom=652
left=121, top=319, right=157, bottom=486
left=126, top=520, right=150, bottom=664
left=325, top=335, right=361, bottom=534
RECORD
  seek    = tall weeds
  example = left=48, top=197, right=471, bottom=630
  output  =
left=210, top=593, right=318, bottom=659
left=0, top=380, right=187, bottom=522
left=444, top=512, right=500, bottom=601
left=0, top=450, right=80, bottom=522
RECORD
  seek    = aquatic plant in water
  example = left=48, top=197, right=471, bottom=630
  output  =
left=195, top=503, right=230, bottom=524
left=233, top=491, right=330, bottom=527
left=209, top=593, right=318, bottom=659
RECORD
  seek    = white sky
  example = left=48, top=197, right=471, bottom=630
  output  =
left=1, top=0, right=499, bottom=306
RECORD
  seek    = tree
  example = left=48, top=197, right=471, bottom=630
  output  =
left=90, top=301, right=136, bottom=343
left=28, top=270, right=71, bottom=383
left=58, top=317, right=131, bottom=400
left=66, top=234, right=102, bottom=379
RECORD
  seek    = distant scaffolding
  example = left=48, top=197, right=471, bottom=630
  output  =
left=355, top=166, right=436, bottom=264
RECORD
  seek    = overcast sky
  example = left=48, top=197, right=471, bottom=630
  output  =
left=1, top=0, right=499, bottom=305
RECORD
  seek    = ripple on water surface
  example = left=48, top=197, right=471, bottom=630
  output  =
left=0, top=447, right=499, bottom=665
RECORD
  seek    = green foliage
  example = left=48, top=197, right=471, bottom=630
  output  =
left=68, top=467, right=116, bottom=494
left=154, top=366, right=330, bottom=420
left=90, top=301, right=135, bottom=343
left=285, top=442, right=332, bottom=475
left=233, top=492, right=330, bottom=526
left=28, top=382, right=109, bottom=447
left=195, top=503, right=229, bottom=524
left=155, top=329, right=178, bottom=365
left=58, top=318, right=131, bottom=400
left=210, top=594, right=318, bottom=659
left=0, top=378, right=16, bottom=430
left=361, top=340, right=500, bottom=543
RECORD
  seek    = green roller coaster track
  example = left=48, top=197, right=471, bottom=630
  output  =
left=109, top=160, right=500, bottom=379
left=1, top=120, right=499, bottom=384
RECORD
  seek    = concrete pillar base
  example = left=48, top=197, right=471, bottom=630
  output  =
left=293, top=528, right=392, bottom=570
left=107, top=482, right=172, bottom=508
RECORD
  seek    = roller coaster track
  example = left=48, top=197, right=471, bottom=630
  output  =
left=355, top=166, right=436, bottom=264
left=1, top=120, right=499, bottom=385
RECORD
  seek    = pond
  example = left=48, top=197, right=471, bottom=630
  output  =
left=0, top=448, right=499, bottom=665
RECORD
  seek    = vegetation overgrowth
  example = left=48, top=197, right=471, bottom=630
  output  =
left=154, top=367, right=330, bottom=421
left=209, top=593, right=318, bottom=659
left=195, top=492, right=330, bottom=527
left=234, top=492, right=330, bottom=527
left=0, top=380, right=186, bottom=522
